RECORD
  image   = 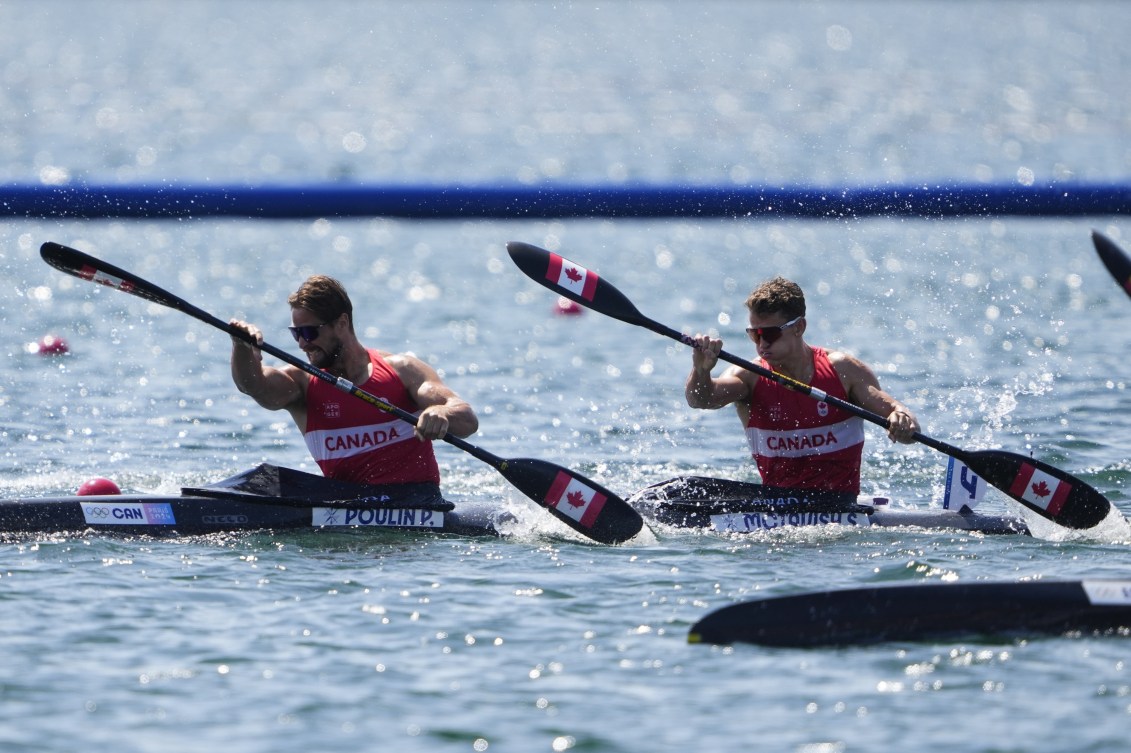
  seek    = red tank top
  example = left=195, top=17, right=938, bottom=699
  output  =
left=745, top=347, right=865, bottom=494
left=303, top=350, right=441, bottom=485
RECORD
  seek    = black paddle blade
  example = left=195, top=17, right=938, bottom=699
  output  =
left=689, top=580, right=1131, bottom=647
left=41, top=241, right=251, bottom=350
left=497, top=458, right=643, bottom=544
left=506, top=241, right=648, bottom=326
left=959, top=449, right=1109, bottom=529
left=1092, top=230, right=1131, bottom=299
left=41, top=242, right=186, bottom=311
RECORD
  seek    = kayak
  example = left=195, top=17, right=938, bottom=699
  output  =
left=628, top=476, right=1031, bottom=536
left=689, top=579, right=1131, bottom=647
left=0, top=464, right=505, bottom=537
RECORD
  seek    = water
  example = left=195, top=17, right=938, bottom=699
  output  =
left=3, top=2, right=1131, bottom=752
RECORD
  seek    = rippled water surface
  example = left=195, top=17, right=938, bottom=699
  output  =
left=3, top=2, right=1131, bottom=752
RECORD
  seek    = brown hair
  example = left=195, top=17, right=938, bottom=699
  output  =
left=289, top=275, right=354, bottom=332
left=745, top=276, right=806, bottom=319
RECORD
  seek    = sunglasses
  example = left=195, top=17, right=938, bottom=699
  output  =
left=746, top=315, right=802, bottom=345
left=288, top=322, right=330, bottom=342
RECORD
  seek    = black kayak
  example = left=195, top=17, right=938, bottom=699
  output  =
left=0, top=464, right=504, bottom=537
left=689, top=579, right=1131, bottom=647
left=629, top=476, right=1031, bottom=535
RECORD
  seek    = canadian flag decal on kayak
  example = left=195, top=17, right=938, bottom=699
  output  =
left=545, top=253, right=599, bottom=301
left=544, top=471, right=607, bottom=528
left=1009, top=462, right=1071, bottom=516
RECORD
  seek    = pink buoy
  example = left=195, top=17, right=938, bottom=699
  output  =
left=32, top=335, right=70, bottom=355
left=77, top=478, right=121, bottom=496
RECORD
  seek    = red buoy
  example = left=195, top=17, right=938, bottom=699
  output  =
left=77, top=478, right=121, bottom=496
left=553, top=296, right=583, bottom=316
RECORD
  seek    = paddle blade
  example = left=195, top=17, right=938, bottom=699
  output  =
left=497, top=458, right=644, bottom=544
left=507, top=241, right=649, bottom=326
left=1092, top=230, right=1131, bottom=299
left=41, top=241, right=242, bottom=349
left=42, top=242, right=185, bottom=311
left=688, top=580, right=1131, bottom=647
left=959, top=449, right=1109, bottom=529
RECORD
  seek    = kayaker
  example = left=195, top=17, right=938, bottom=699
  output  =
left=228, top=275, right=478, bottom=486
left=685, top=276, right=919, bottom=495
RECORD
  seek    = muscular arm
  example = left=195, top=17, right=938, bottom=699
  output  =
left=229, top=319, right=307, bottom=412
left=386, top=354, right=479, bottom=440
left=828, top=350, right=920, bottom=444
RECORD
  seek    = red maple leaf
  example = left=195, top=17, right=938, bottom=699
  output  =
left=1031, top=480, right=1051, bottom=498
left=565, top=267, right=583, bottom=283
left=566, top=490, right=588, bottom=508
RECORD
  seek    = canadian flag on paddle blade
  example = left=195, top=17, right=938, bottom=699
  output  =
left=545, top=253, right=599, bottom=301
left=80, top=264, right=135, bottom=293
left=544, top=471, right=607, bottom=528
left=1008, top=462, right=1072, bottom=516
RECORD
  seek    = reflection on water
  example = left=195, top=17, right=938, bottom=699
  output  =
left=3, top=2, right=1128, bottom=184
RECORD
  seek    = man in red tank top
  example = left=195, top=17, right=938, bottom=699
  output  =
left=228, top=275, right=478, bottom=486
left=684, top=277, right=919, bottom=495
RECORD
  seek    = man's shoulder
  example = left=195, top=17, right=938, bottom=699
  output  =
left=376, top=350, right=416, bottom=370
left=823, top=347, right=857, bottom=365
left=823, top=348, right=875, bottom=383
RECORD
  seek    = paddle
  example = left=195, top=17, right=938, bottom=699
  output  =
left=1092, top=230, right=1131, bottom=299
left=687, top=579, right=1131, bottom=647
left=40, top=241, right=644, bottom=545
left=507, top=241, right=1110, bottom=529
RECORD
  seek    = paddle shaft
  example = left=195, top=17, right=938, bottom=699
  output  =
left=126, top=268, right=503, bottom=467
left=40, top=244, right=525, bottom=473
left=230, top=317, right=499, bottom=467
left=509, top=241, right=923, bottom=444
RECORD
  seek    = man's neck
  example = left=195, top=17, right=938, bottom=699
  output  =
left=773, top=345, right=814, bottom=382
left=329, top=341, right=371, bottom=383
